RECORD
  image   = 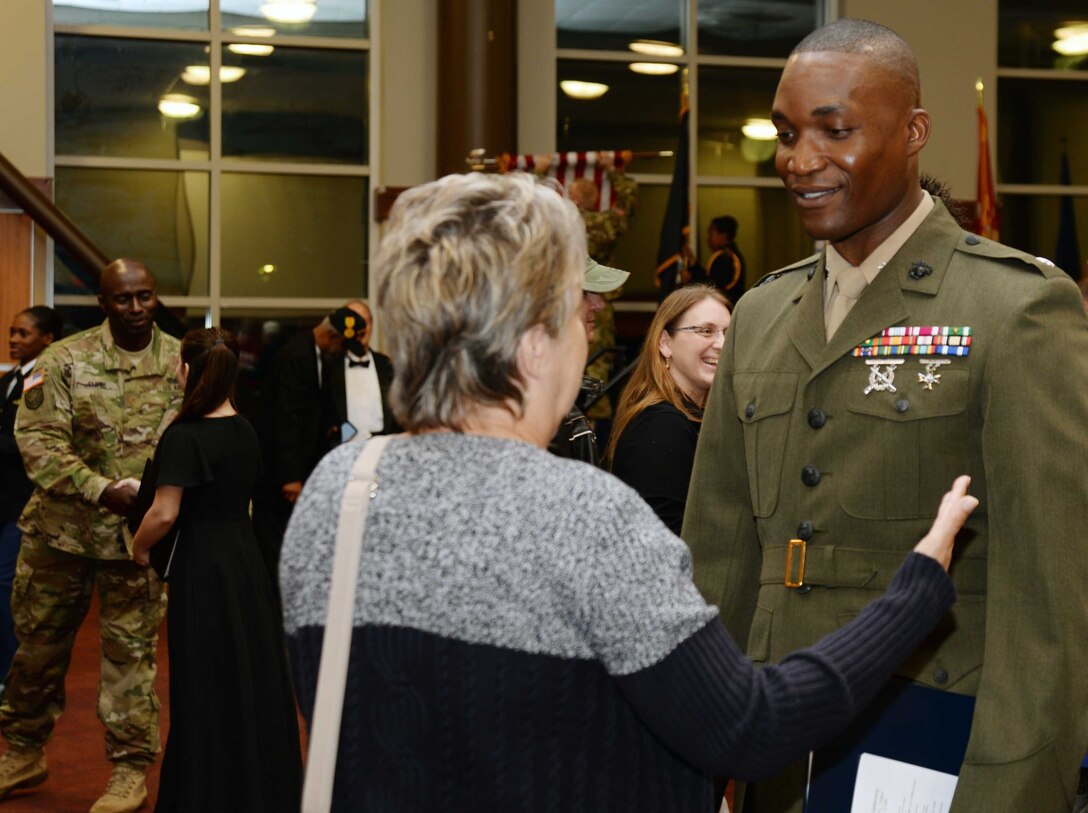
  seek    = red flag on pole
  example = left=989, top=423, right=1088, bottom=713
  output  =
left=975, top=80, right=999, bottom=240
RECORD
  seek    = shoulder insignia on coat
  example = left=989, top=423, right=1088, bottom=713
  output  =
left=956, top=233, right=1066, bottom=278
left=754, top=252, right=820, bottom=288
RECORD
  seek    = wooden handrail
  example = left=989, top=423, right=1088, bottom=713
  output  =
left=0, top=150, right=108, bottom=284
left=0, top=149, right=185, bottom=337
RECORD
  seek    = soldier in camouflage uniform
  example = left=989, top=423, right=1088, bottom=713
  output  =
left=569, top=163, right=637, bottom=428
left=0, top=259, right=181, bottom=813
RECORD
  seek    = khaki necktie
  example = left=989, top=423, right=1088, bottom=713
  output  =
left=825, top=265, right=868, bottom=340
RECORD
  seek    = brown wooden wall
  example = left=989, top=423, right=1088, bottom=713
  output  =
left=0, top=212, right=32, bottom=363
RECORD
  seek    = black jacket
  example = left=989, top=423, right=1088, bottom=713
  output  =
left=0, top=367, right=33, bottom=523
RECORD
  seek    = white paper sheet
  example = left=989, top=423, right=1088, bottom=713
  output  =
left=849, top=753, right=958, bottom=813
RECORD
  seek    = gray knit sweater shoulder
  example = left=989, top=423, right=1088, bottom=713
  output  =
left=282, top=432, right=716, bottom=675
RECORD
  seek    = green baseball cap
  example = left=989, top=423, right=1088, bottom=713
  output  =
left=584, top=258, right=629, bottom=293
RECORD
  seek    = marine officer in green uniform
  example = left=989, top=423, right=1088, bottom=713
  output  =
left=684, top=19, right=1088, bottom=813
left=0, top=259, right=181, bottom=813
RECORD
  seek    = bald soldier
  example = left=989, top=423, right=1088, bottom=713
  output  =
left=0, top=260, right=181, bottom=812
left=684, top=19, right=1088, bottom=812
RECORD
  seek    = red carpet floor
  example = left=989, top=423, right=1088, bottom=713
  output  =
left=1, top=593, right=169, bottom=812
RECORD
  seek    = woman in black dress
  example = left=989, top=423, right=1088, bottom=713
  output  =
left=604, top=285, right=732, bottom=534
left=132, top=327, right=301, bottom=812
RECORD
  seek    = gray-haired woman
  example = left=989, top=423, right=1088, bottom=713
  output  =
left=280, top=172, right=976, bottom=812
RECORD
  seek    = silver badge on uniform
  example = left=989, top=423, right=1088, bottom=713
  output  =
left=863, top=359, right=905, bottom=395
left=917, top=359, right=951, bottom=390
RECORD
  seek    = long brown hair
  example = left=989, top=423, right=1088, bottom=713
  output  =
left=171, top=327, right=240, bottom=426
left=603, top=285, right=731, bottom=467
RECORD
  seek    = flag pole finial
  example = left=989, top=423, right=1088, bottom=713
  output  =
left=975, top=78, right=984, bottom=104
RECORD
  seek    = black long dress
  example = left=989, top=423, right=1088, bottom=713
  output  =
left=154, top=415, right=302, bottom=812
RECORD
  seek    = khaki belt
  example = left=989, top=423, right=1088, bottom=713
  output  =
left=761, top=542, right=987, bottom=595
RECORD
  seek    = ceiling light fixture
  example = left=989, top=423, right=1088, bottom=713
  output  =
left=628, top=39, right=684, bottom=58
left=158, top=94, right=202, bottom=119
left=628, top=62, right=679, bottom=75
left=260, top=0, right=317, bottom=24
left=741, top=118, right=777, bottom=141
left=231, top=26, right=277, bottom=37
left=1053, top=23, right=1088, bottom=55
left=559, top=80, right=609, bottom=100
left=181, top=65, right=247, bottom=85
left=228, top=43, right=275, bottom=56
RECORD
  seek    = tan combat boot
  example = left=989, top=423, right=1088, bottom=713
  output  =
left=0, top=744, right=47, bottom=798
left=89, top=763, right=147, bottom=813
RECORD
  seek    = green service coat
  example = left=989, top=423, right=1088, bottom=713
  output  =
left=684, top=199, right=1088, bottom=811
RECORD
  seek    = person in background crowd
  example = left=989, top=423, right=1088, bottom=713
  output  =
left=605, top=285, right=731, bottom=534
left=0, top=260, right=181, bottom=813
left=684, top=19, right=1088, bottom=812
left=132, top=327, right=301, bottom=812
left=547, top=258, right=628, bottom=465
left=562, top=154, right=638, bottom=433
left=688, top=216, right=746, bottom=301
left=333, top=300, right=399, bottom=443
left=0, top=307, right=63, bottom=692
left=253, top=305, right=357, bottom=605
left=280, top=170, right=977, bottom=812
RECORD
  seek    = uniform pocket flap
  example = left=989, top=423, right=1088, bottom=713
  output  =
left=735, top=372, right=799, bottom=423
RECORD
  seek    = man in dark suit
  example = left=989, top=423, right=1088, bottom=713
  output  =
left=332, top=300, right=399, bottom=442
left=684, top=18, right=1088, bottom=813
left=255, top=302, right=397, bottom=595
left=0, top=306, right=62, bottom=688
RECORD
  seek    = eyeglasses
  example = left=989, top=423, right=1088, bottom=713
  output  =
left=671, top=325, right=727, bottom=340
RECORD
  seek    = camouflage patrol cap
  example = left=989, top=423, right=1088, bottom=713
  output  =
left=584, top=258, right=629, bottom=294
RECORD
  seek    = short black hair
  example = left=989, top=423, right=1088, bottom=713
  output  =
left=710, top=216, right=738, bottom=239
left=20, top=306, right=63, bottom=342
left=792, top=19, right=920, bottom=106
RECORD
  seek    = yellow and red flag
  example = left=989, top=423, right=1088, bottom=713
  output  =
left=975, top=80, right=999, bottom=241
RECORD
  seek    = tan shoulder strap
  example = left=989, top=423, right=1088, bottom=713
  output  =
left=301, top=434, right=394, bottom=813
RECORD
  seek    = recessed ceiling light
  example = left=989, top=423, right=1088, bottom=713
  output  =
left=560, top=80, right=609, bottom=100
left=628, top=62, right=679, bottom=76
left=158, top=94, right=202, bottom=119
left=741, top=118, right=777, bottom=141
left=228, top=43, right=275, bottom=56
left=181, top=65, right=247, bottom=85
left=628, top=39, right=684, bottom=58
left=230, top=26, right=277, bottom=37
left=260, top=0, right=317, bottom=24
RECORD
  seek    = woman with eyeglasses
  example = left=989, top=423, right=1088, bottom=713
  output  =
left=604, top=285, right=732, bottom=535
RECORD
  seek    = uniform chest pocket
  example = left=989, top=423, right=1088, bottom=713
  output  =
left=735, top=372, right=799, bottom=517
left=841, top=366, right=970, bottom=519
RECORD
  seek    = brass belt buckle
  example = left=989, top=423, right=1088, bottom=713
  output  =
left=785, top=538, right=806, bottom=588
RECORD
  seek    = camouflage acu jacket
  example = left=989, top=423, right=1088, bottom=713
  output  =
left=15, top=320, right=182, bottom=560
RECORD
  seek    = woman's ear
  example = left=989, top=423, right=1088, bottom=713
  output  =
left=516, top=323, right=551, bottom=381
left=658, top=329, right=672, bottom=360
